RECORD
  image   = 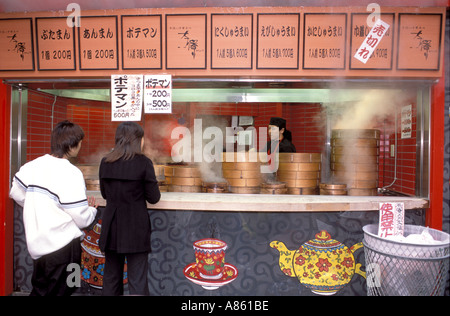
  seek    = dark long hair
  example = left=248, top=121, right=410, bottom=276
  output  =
left=104, top=122, right=144, bottom=163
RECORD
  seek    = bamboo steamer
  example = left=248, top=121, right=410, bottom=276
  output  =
left=222, top=152, right=261, bottom=194
left=276, top=153, right=321, bottom=195
left=330, top=129, right=380, bottom=196
left=77, top=164, right=100, bottom=191
left=287, top=187, right=318, bottom=195
left=202, top=181, right=229, bottom=193
left=319, top=183, right=347, bottom=195
left=260, top=182, right=287, bottom=194
left=85, top=178, right=100, bottom=191
left=77, top=164, right=99, bottom=178
left=164, top=164, right=202, bottom=193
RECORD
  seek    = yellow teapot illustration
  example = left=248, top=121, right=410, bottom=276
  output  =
left=270, top=230, right=366, bottom=295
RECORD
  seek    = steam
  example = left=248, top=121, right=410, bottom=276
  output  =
left=199, top=116, right=228, bottom=183
left=330, top=89, right=408, bottom=130
left=323, top=88, right=411, bottom=192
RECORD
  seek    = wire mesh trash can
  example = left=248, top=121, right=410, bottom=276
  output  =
left=363, top=224, right=450, bottom=296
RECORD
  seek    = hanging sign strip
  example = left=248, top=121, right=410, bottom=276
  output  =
left=144, top=74, right=172, bottom=114
left=354, top=19, right=390, bottom=64
left=111, top=74, right=143, bottom=121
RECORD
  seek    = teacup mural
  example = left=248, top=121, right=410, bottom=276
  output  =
left=184, top=238, right=238, bottom=290
left=271, top=230, right=366, bottom=295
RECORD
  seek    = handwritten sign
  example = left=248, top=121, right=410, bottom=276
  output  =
left=353, top=18, right=390, bottom=65
left=79, top=16, right=118, bottom=70
left=121, top=15, right=162, bottom=69
left=257, top=13, right=299, bottom=69
left=144, top=75, right=172, bottom=114
left=111, top=74, right=143, bottom=121
left=0, top=18, right=34, bottom=71
left=166, top=14, right=206, bottom=69
left=378, top=202, right=405, bottom=238
left=211, top=14, right=253, bottom=69
left=401, top=104, right=412, bottom=139
left=397, top=13, right=442, bottom=70
left=350, top=14, right=393, bottom=69
left=303, top=13, right=347, bottom=69
left=36, top=17, right=76, bottom=70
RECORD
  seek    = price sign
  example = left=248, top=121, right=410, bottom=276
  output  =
left=144, top=74, right=172, bottom=114
left=111, top=74, right=143, bottom=121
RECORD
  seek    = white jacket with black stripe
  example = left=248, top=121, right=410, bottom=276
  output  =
left=9, top=154, right=97, bottom=260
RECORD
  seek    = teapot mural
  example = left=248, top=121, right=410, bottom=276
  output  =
left=270, top=230, right=366, bottom=295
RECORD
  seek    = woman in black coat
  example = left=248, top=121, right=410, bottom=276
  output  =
left=99, top=122, right=161, bottom=296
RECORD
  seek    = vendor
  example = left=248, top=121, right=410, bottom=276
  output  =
left=265, top=117, right=296, bottom=154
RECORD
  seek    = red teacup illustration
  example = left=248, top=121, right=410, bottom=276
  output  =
left=193, top=238, right=227, bottom=280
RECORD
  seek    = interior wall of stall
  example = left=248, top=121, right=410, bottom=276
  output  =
left=25, top=88, right=418, bottom=196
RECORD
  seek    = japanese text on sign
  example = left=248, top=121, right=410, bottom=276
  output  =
left=144, top=75, right=172, bottom=114
left=354, top=19, right=390, bottom=64
left=111, top=74, right=143, bottom=121
left=378, top=202, right=405, bottom=238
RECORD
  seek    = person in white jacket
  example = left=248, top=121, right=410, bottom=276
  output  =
left=10, top=120, right=98, bottom=296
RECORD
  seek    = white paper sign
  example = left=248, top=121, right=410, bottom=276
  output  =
left=354, top=19, right=390, bottom=64
left=378, top=202, right=405, bottom=238
left=401, top=104, right=412, bottom=139
left=144, top=75, right=172, bottom=114
left=111, top=74, right=143, bottom=121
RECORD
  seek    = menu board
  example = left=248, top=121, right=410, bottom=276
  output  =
left=0, top=18, right=34, bottom=71
left=166, top=14, right=207, bottom=69
left=257, top=13, right=300, bottom=69
left=350, top=13, right=394, bottom=70
left=397, top=13, right=442, bottom=70
left=303, top=13, right=347, bottom=69
left=78, top=16, right=118, bottom=70
left=121, top=15, right=162, bottom=69
left=0, top=7, right=445, bottom=78
left=211, top=14, right=253, bottom=69
left=36, top=17, right=76, bottom=70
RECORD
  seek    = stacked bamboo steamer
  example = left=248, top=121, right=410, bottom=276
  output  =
left=164, top=164, right=202, bottom=193
left=222, top=152, right=261, bottom=194
left=330, top=129, right=380, bottom=196
left=154, top=164, right=167, bottom=192
left=77, top=164, right=100, bottom=191
left=276, top=153, right=321, bottom=195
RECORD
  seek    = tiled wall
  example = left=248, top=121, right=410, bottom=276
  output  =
left=25, top=89, right=417, bottom=195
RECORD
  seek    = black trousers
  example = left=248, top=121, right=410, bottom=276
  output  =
left=102, top=251, right=150, bottom=296
left=30, top=238, right=81, bottom=296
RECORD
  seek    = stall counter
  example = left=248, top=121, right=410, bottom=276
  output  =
left=88, top=191, right=428, bottom=212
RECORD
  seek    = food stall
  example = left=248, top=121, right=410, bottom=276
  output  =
left=0, top=2, right=448, bottom=296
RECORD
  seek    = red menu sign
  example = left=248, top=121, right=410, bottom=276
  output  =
left=166, top=14, right=207, bottom=69
left=397, top=13, right=442, bottom=70
left=257, top=13, right=300, bottom=69
left=121, top=15, right=162, bottom=69
left=0, top=18, right=34, bottom=71
left=78, top=16, right=118, bottom=70
left=303, top=13, right=347, bottom=69
left=36, top=17, right=76, bottom=70
left=350, top=13, right=394, bottom=70
left=211, top=14, right=253, bottom=69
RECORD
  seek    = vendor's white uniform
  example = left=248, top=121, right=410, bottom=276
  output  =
left=10, top=154, right=97, bottom=260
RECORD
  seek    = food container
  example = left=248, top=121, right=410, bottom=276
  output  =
left=276, top=153, right=321, bottom=195
left=319, top=183, right=347, bottom=195
left=260, top=182, right=288, bottom=194
left=222, top=152, right=261, bottom=194
left=165, top=164, right=202, bottom=193
left=330, top=129, right=380, bottom=196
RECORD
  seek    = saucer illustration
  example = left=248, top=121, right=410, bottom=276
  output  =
left=184, top=263, right=238, bottom=290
